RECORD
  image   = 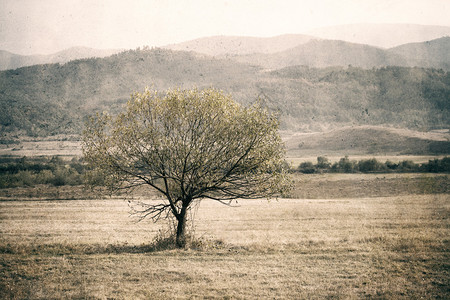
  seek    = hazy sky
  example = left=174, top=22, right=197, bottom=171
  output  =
left=1, top=0, right=450, bottom=55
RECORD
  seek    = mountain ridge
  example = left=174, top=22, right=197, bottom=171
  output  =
left=162, top=29, right=450, bottom=71
left=230, top=39, right=408, bottom=69
left=0, top=47, right=448, bottom=141
left=306, top=23, right=450, bottom=48
left=3, top=24, right=450, bottom=71
left=3, top=23, right=450, bottom=71
left=163, top=34, right=316, bottom=56
left=0, top=47, right=123, bottom=71
left=387, top=36, right=450, bottom=70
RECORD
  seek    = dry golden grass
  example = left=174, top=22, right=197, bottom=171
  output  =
left=0, top=140, right=82, bottom=157
left=291, top=173, right=450, bottom=199
left=1, top=174, right=449, bottom=299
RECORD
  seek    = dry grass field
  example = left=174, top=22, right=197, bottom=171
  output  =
left=0, top=140, right=82, bottom=158
left=1, top=174, right=449, bottom=299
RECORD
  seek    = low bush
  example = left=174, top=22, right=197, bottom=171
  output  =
left=358, top=158, right=387, bottom=172
left=420, top=157, right=450, bottom=172
left=331, top=156, right=358, bottom=173
left=0, top=156, right=86, bottom=188
left=295, top=156, right=450, bottom=174
left=298, top=161, right=316, bottom=174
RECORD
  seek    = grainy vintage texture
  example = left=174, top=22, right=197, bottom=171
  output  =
left=1, top=2, right=449, bottom=298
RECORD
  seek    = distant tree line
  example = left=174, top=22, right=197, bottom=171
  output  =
left=0, top=156, right=86, bottom=188
left=296, top=156, right=450, bottom=174
left=0, top=155, right=449, bottom=189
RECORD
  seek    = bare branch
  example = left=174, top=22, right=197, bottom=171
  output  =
left=83, top=88, right=292, bottom=248
left=128, top=200, right=172, bottom=222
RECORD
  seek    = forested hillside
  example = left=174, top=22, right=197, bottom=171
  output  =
left=267, top=65, right=449, bottom=130
left=0, top=48, right=260, bottom=138
left=0, top=47, right=449, bottom=140
left=387, top=37, right=450, bottom=70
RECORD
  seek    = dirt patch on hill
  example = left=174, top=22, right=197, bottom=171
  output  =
left=283, top=126, right=450, bottom=156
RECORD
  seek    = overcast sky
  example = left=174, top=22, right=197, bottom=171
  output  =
left=1, top=0, right=450, bottom=55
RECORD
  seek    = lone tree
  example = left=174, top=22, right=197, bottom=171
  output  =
left=83, top=88, right=291, bottom=247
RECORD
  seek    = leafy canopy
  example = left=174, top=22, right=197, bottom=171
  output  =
left=83, top=87, right=291, bottom=221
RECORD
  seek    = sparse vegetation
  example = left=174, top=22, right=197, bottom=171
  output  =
left=0, top=156, right=85, bottom=188
left=0, top=155, right=448, bottom=190
left=296, top=156, right=450, bottom=174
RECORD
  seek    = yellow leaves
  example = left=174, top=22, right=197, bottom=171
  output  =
left=82, top=87, right=292, bottom=200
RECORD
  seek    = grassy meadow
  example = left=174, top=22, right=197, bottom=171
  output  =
left=1, top=173, right=449, bottom=299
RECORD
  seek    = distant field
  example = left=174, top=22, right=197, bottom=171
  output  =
left=1, top=125, right=449, bottom=159
left=0, top=140, right=82, bottom=158
left=1, top=174, right=449, bottom=299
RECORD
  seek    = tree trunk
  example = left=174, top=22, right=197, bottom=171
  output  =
left=176, top=205, right=187, bottom=248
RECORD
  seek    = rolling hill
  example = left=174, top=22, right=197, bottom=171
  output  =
left=0, top=48, right=262, bottom=138
left=0, top=47, right=449, bottom=151
left=231, top=39, right=408, bottom=69
left=164, top=24, right=450, bottom=55
left=284, top=126, right=450, bottom=156
left=1, top=24, right=449, bottom=155
left=165, top=35, right=450, bottom=71
left=306, top=24, right=450, bottom=48
left=0, top=47, right=123, bottom=71
left=164, top=34, right=315, bottom=56
left=3, top=29, right=450, bottom=72
left=387, top=37, right=450, bottom=70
